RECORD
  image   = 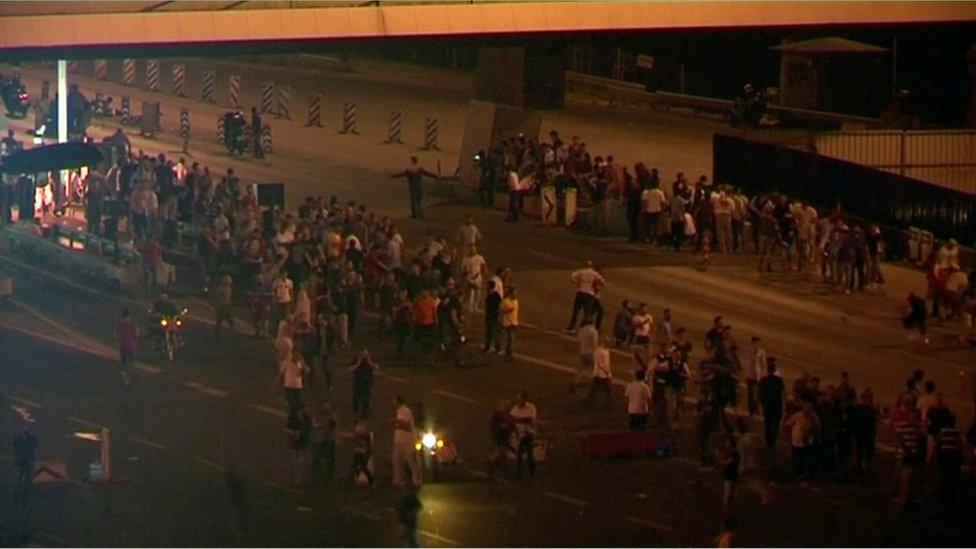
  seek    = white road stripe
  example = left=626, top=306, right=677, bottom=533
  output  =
left=378, top=372, right=407, bottom=383
left=626, top=516, right=675, bottom=532
left=195, top=458, right=225, bottom=471
left=418, top=529, right=460, bottom=546
left=543, top=491, right=587, bottom=507
left=267, top=481, right=303, bottom=495
left=184, top=381, right=230, bottom=398
left=433, top=389, right=477, bottom=404
left=339, top=505, right=382, bottom=523
left=514, top=352, right=627, bottom=387
left=249, top=403, right=288, bottom=418
left=9, top=395, right=42, bottom=409
left=65, top=415, right=100, bottom=429
left=130, top=437, right=168, bottom=451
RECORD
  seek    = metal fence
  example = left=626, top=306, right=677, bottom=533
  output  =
left=714, top=133, right=976, bottom=249
left=813, top=130, right=976, bottom=195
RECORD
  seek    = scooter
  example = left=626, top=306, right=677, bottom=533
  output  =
left=149, top=307, right=187, bottom=362
left=414, top=429, right=460, bottom=482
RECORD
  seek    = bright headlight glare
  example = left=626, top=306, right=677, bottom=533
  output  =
left=422, top=433, right=437, bottom=449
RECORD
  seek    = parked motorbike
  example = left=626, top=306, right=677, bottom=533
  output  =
left=1, top=79, right=30, bottom=118
left=149, top=307, right=187, bottom=362
left=414, top=429, right=459, bottom=482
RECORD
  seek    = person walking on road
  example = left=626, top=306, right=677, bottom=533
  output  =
left=483, top=280, right=503, bottom=355
left=116, top=307, right=139, bottom=386
left=746, top=336, right=767, bottom=417
left=758, top=360, right=785, bottom=457
left=588, top=338, right=613, bottom=407
left=511, top=392, right=538, bottom=478
left=625, top=369, right=652, bottom=431
left=574, top=318, right=598, bottom=391
left=311, top=402, right=338, bottom=485
left=391, top=156, right=438, bottom=220
left=397, top=490, right=422, bottom=548
left=566, top=261, right=605, bottom=333
left=251, top=107, right=264, bottom=159
left=499, top=287, right=520, bottom=362
left=392, top=396, right=421, bottom=490
left=277, top=348, right=310, bottom=419
left=488, top=400, right=515, bottom=479
left=214, top=275, right=235, bottom=338
left=13, top=429, right=38, bottom=503
left=350, top=350, right=379, bottom=419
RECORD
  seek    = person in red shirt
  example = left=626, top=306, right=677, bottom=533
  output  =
left=413, top=290, right=439, bottom=355
left=142, top=239, right=163, bottom=291
left=116, top=308, right=139, bottom=386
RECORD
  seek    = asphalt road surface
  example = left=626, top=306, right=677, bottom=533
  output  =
left=2, top=55, right=975, bottom=547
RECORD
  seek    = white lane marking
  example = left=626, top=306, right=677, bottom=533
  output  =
left=65, top=415, right=100, bottom=429
left=195, top=458, right=225, bottom=471
left=339, top=505, right=382, bottom=523
left=626, top=516, right=675, bottom=532
left=378, top=372, right=407, bottom=384
left=433, top=389, right=477, bottom=404
left=130, top=437, right=168, bottom=451
left=184, top=381, right=230, bottom=398
left=418, top=529, right=460, bottom=546
left=9, top=395, right=42, bottom=409
left=267, top=481, right=303, bottom=495
left=134, top=361, right=163, bottom=374
left=521, top=322, right=634, bottom=360
left=514, top=352, right=627, bottom=387
left=0, top=255, right=137, bottom=306
left=543, top=491, right=587, bottom=507
left=249, top=403, right=288, bottom=418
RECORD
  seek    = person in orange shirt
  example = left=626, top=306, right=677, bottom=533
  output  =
left=413, top=290, right=440, bottom=354
left=499, top=287, right=520, bottom=362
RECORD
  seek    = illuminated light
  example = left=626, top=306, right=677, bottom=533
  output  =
left=422, top=432, right=437, bottom=450
left=175, top=319, right=182, bottom=327
left=415, top=442, right=422, bottom=451
left=160, top=319, right=168, bottom=326
left=436, top=439, right=444, bottom=448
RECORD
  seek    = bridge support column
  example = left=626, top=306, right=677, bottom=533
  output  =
left=966, top=43, right=976, bottom=128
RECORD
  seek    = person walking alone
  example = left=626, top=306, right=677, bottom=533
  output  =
left=758, top=359, right=785, bottom=457
left=392, top=396, right=421, bottom=490
left=500, top=287, right=520, bottom=362
left=566, top=261, right=605, bottom=333
left=391, top=156, right=438, bottom=220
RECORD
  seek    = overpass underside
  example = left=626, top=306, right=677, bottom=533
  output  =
left=1, top=1, right=973, bottom=58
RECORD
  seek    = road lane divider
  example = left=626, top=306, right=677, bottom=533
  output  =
left=267, top=481, right=303, bottom=495
left=433, top=390, right=478, bottom=404
left=249, top=403, right=288, bottom=418
left=418, top=530, right=459, bottom=547
left=184, top=381, right=230, bottom=399
left=130, top=437, right=168, bottom=451
left=543, top=491, right=587, bottom=507
left=626, top=516, right=675, bottom=532
left=339, top=505, right=382, bottom=523
left=195, top=458, right=225, bottom=472
left=378, top=372, right=407, bottom=384
left=65, top=415, right=100, bottom=429
left=9, top=395, right=42, bottom=409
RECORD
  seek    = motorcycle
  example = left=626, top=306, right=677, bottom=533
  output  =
left=1, top=80, right=29, bottom=118
left=414, top=429, right=459, bottom=482
left=149, top=307, right=187, bottom=362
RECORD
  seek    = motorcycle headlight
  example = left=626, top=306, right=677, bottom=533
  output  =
left=422, top=432, right=437, bottom=450
left=414, top=442, right=422, bottom=451
left=176, top=319, right=182, bottom=327
left=160, top=319, right=168, bottom=327
left=436, top=439, right=444, bottom=449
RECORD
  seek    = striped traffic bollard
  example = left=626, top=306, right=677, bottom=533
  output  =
left=67, top=60, right=78, bottom=74
left=261, top=124, right=273, bottom=154
left=171, top=63, right=186, bottom=97
left=179, top=107, right=190, bottom=154
left=202, top=70, right=216, bottom=103
left=276, top=85, right=291, bottom=120
left=260, top=81, right=275, bottom=114
left=146, top=59, right=160, bottom=91
left=385, top=111, right=403, bottom=144
left=122, top=58, right=136, bottom=86
left=339, top=101, right=358, bottom=134
left=120, top=95, right=131, bottom=124
left=40, top=79, right=50, bottom=101
left=217, top=115, right=225, bottom=144
left=421, top=117, right=439, bottom=150
left=306, top=94, right=322, bottom=127
left=94, top=91, right=104, bottom=116
left=228, top=75, right=241, bottom=108
left=94, top=59, right=108, bottom=80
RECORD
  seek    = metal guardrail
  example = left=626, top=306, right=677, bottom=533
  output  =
left=813, top=129, right=976, bottom=195
left=565, top=71, right=883, bottom=128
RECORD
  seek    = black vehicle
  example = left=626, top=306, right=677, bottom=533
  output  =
left=1, top=78, right=29, bottom=118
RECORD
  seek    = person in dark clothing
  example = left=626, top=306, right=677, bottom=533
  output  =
left=13, top=430, right=38, bottom=502
left=936, top=416, right=963, bottom=501
left=397, top=491, right=422, bottom=548
left=251, top=107, right=264, bottom=159
left=902, top=292, right=929, bottom=344
left=483, top=280, right=503, bottom=354
left=758, top=360, right=785, bottom=456
left=848, top=389, right=878, bottom=476
left=349, top=351, right=378, bottom=419
left=850, top=227, right=869, bottom=292
left=488, top=400, right=515, bottom=479
left=391, top=156, right=438, bottom=219
left=697, top=389, right=721, bottom=466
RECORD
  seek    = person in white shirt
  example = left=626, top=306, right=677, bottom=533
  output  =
left=461, top=245, right=489, bottom=314
left=795, top=203, right=818, bottom=273
left=510, top=392, right=538, bottom=478
left=656, top=308, right=673, bottom=346
left=746, top=336, right=767, bottom=417
left=714, top=191, right=736, bottom=254
left=575, top=319, right=599, bottom=390
left=455, top=218, right=482, bottom=254
left=566, top=261, right=605, bottom=332
left=642, top=186, right=666, bottom=243
left=587, top=339, right=613, bottom=405
left=392, top=396, right=421, bottom=489
left=277, top=348, right=309, bottom=417
left=632, top=303, right=653, bottom=350
left=625, top=369, right=652, bottom=431
left=172, top=157, right=187, bottom=188
left=272, top=271, right=294, bottom=332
